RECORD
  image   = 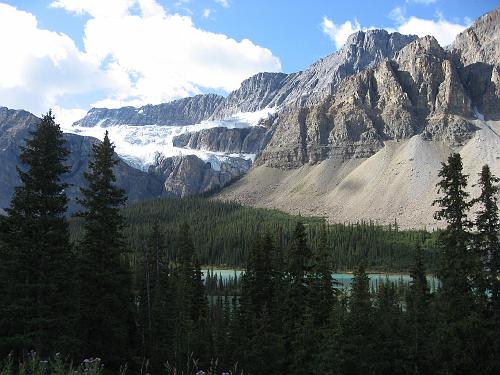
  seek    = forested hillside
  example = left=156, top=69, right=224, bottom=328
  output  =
left=70, top=197, right=440, bottom=271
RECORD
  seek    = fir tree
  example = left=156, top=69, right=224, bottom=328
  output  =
left=310, top=223, right=336, bottom=327
left=473, top=165, right=500, bottom=312
left=0, top=111, right=77, bottom=357
left=432, top=153, right=487, bottom=374
left=407, top=243, right=431, bottom=374
left=76, top=131, right=134, bottom=368
left=473, top=165, right=500, bottom=373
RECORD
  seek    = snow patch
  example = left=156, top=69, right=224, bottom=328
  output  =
left=61, top=109, right=274, bottom=171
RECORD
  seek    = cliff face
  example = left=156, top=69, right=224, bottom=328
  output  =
left=73, top=94, right=225, bottom=127
left=172, top=126, right=268, bottom=154
left=2, top=9, right=499, bottom=226
left=74, top=30, right=417, bottom=128
left=257, top=35, right=479, bottom=169
left=148, top=154, right=251, bottom=197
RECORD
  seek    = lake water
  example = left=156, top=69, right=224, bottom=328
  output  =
left=204, top=269, right=438, bottom=290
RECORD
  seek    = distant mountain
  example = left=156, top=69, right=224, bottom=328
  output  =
left=1, top=8, right=499, bottom=227
left=217, top=8, right=500, bottom=228
left=0, top=107, right=163, bottom=212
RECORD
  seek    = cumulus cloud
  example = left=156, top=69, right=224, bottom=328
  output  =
left=203, top=8, right=214, bottom=19
left=214, top=0, right=230, bottom=8
left=321, top=17, right=362, bottom=49
left=0, top=1, right=280, bottom=124
left=0, top=3, right=119, bottom=120
left=323, top=7, right=468, bottom=49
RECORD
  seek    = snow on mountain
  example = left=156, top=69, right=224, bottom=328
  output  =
left=62, top=108, right=275, bottom=171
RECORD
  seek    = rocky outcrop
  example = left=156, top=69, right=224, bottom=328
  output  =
left=258, top=35, right=479, bottom=168
left=172, top=126, right=267, bottom=154
left=74, top=94, right=225, bottom=127
left=450, top=8, right=500, bottom=67
left=0, top=107, right=163, bottom=212
left=449, top=8, right=500, bottom=120
left=149, top=154, right=251, bottom=197
left=74, top=30, right=417, bottom=127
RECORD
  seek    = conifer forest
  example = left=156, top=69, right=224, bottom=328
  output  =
left=1, top=114, right=499, bottom=374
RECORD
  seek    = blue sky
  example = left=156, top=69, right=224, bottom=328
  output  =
left=0, top=0, right=498, bottom=124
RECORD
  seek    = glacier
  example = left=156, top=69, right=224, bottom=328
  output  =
left=61, top=108, right=275, bottom=171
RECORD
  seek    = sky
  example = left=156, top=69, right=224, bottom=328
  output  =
left=0, top=0, right=498, bottom=126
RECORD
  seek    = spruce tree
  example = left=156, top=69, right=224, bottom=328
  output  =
left=336, top=264, right=375, bottom=374
left=432, top=153, right=487, bottom=373
left=76, top=131, right=134, bottom=368
left=473, top=165, right=500, bottom=373
left=310, top=223, right=336, bottom=327
left=0, top=111, right=77, bottom=357
left=433, top=153, right=473, bottom=303
left=407, top=243, right=431, bottom=374
left=473, top=165, right=500, bottom=312
left=283, top=221, right=312, bottom=373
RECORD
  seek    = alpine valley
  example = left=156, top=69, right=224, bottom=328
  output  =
left=1, top=9, right=499, bottom=227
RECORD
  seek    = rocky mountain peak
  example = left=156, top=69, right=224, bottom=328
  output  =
left=451, top=8, right=500, bottom=67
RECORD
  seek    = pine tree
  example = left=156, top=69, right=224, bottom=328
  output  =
left=473, top=165, right=500, bottom=312
left=310, top=223, right=336, bottom=327
left=473, top=165, right=500, bottom=373
left=432, top=153, right=487, bottom=373
left=76, top=131, right=134, bottom=368
left=0, top=111, right=77, bottom=357
left=407, top=243, right=431, bottom=374
left=283, top=221, right=312, bottom=373
left=433, top=153, right=473, bottom=304
left=336, top=264, right=375, bottom=374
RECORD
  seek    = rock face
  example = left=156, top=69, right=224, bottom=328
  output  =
left=0, top=107, right=163, bottom=212
left=257, top=35, right=480, bottom=169
left=73, top=94, right=225, bottom=127
left=450, top=8, right=500, bottom=120
left=74, top=30, right=417, bottom=127
left=173, top=126, right=268, bottom=154
left=149, top=154, right=251, bottom=197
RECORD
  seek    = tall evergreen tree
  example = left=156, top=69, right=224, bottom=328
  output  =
left=473, top=165, right=500, bottom=373
left=433, top=153, right=473, bottom=303
left=406, top=243, right=431, bottom=375
left=0, top=111, right=77, bottom=357
left=76, top=131, right=134, bottom=368
left=283, top=221, right=312, bottom=373
left=432, top=153, right=488, bottom=374
left=473, top=165, right=500, bottom=312
left=310, top=223, right=336, bottom=327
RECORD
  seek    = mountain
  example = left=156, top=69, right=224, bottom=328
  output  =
left=217, top=9, right=500, bottom=228
left=1, top=9, right=499, bottom=227
left=0, top=107, right=163, bottom=212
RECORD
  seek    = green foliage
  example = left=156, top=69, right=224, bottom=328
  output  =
left=0, top=112, right=77, bottom=357
left=70, top=196, right=440, bottom=271
left=76, top=131, right=134, bottom=369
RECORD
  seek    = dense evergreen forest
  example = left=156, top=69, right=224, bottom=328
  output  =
left=70, top=196, right=440, bottom=272
left=1, top=114, right=499, bottom=374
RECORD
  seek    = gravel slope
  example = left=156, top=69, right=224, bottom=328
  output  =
left=216, top=120, right=500, bottom=229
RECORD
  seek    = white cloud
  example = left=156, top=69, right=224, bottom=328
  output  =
left=321, top=17, right=362, bottom=49
left=203, top=8, right=213, bottom=19
left=0, top=3, right=119, bottom=116
left=214, top=0, right=230, bottom=8
left=0, top=1, right=280, bottom=120
left=52, top=106, right=88, bottom=128
left=323, top=8, right=468, bottom=49
left=397, top=15, right=468, bottom=46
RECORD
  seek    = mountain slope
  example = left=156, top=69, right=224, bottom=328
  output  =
left=216, top=8, right=500, bottom=228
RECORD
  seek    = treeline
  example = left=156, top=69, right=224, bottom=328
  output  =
left=71, top=196, right=440, bottom=272
left=1, top=113, right=499, bottom=374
